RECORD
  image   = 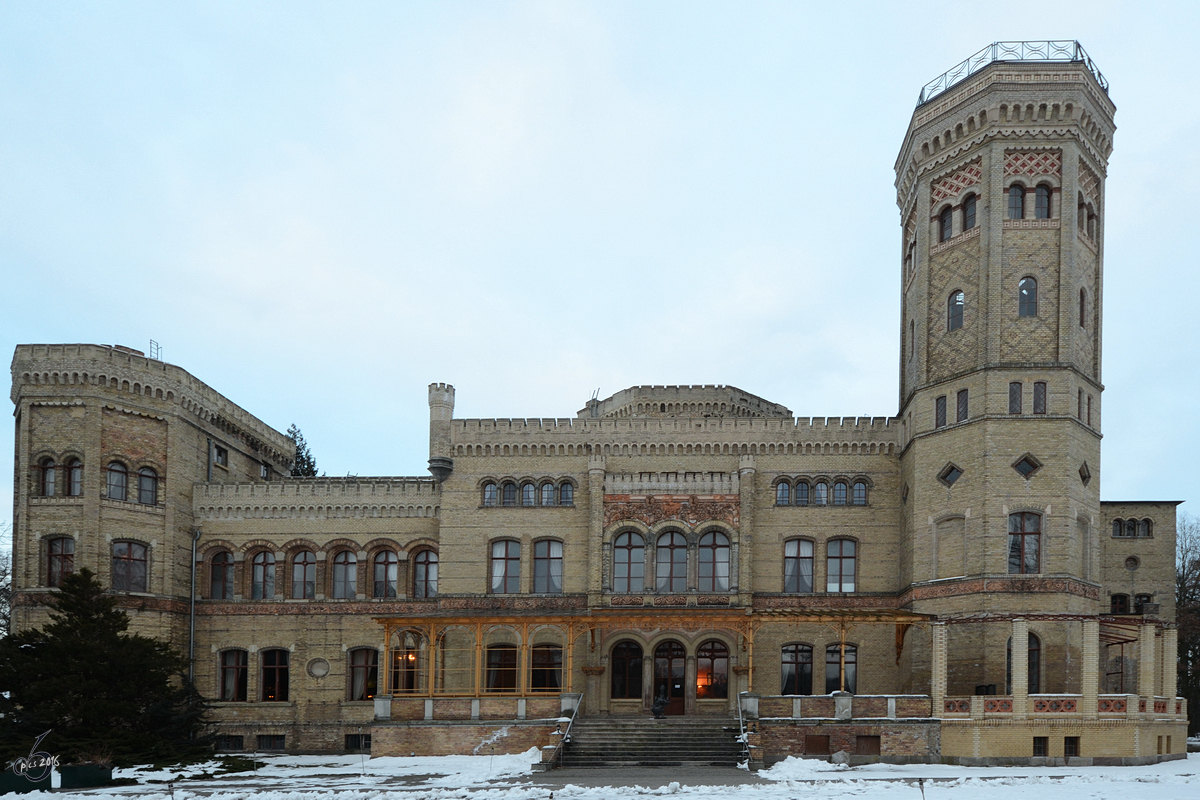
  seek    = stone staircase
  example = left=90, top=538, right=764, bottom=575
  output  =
left=560, top=716, right=744, bottom=767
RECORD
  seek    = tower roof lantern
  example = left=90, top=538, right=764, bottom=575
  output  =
left=917, top=41, right=1108, bottom=107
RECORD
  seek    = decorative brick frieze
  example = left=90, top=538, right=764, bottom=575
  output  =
left=603, top=494, right=740, bottom=529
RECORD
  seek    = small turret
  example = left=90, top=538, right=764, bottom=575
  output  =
left=427, top=382, right=455, bottom=482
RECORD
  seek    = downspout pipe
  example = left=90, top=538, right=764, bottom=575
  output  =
left=189, top=526, right=201, bottom=682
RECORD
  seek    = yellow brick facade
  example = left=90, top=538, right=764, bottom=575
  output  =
left=8, top=51, right=1186, bottom=763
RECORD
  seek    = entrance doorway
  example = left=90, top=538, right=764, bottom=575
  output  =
left=654, top=641, right=686, bottom=715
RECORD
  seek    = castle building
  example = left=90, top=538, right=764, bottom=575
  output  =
left=9, top=42, right=1187, bottom=765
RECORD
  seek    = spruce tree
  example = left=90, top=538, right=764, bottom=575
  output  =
left=0, top=569, right=210, bottom=765
left=288, top=423, right=318, bottom=477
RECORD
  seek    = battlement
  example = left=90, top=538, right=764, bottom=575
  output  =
left=12, top=344, right=294, bottom=465
left=193, top=477, right=440, bottom=521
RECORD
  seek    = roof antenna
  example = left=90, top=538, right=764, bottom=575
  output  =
left=149, top=340, right=161, bottom=360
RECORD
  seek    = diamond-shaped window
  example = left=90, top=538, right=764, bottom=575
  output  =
left=1013, top=454, right=1042, bottom=478
left=938, top=463, right=963, bottom=487
left=1079, top=462, right=1092, bottom=486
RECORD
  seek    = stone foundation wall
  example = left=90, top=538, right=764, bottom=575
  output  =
left=371, top=721, right=557, bottom=757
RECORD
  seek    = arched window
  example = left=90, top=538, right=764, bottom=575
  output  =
left=1110, top=594, right=1129, bottom=614
left=533, top=540, right=563, bottom=594
left=698, top=531, right=730, bottom=592
left=827, top=540, right=856, bottom=592
left=137, top=467, right=158, bottom=505
left=655, top=531, right=688, bottom=593
left=490, top=540, right=520, bottom=593
left=696, top=640, right=729, bottom=699
left=485, top=644, right=518, bottom=692
left=1078, top=198, right=1087, bottom=232
left=784, top=539, right=814, bottom=593
left=832, top=481, right=848, bottom=506
left=613, top=532, right=645, bottom=593
left=1005, top=633, right=1040, bottom=694
left=795, top=482, right=810, bottom=507
left=112, top=541, right=148, bottom=592
left=1018, top=277, right=1038, bottom=317
left=1079, top=288, right=1087, bottom=328
left=1111, top=519, right=1124, bottom=537
left=261, top=649, right=289, bottom=701
left=1139, top=519, right=1153, bottom=538
left=40, top=459, right=56, bottom=497
left=220, top=650, right=248, bottom=701
left=292, top=550, right=316, bottom=599
left=47, top=537, right=74, bottom=587
left=106, top=462, right=127, bottom=501
left=782, top=643, right=813, bottom=695
left=67, top=459, right=82, bottom=496
left=1008, top=184, right=1025, bottom=219
left=482, top=482, right=498, bottom=507
left=813, top=481, right=828, bottom=506
left=559, top=482, right=574, bottom=505
left=775, top=482, right=790, bottom=506
left=501, top=482, right=517, bottom=506
left=348, top=648, right=378, bottom=700
left=373, top=550, right=399, bottom=598
left=825, top=644, right=857, bottom=693
left=540, top=482, right=556, bottom=506
left=939, top=205, right=953, bottom=242
left=332, top=551, right=357, bottom=599
left=1035, top=184, right=1052, bottom=219
left=412, top=549, right=437, bottom=598
left=1007, top=512, right=1041, bottom=574
left=530, top=644, right=563, bottom=692
left=1087, top=206, right=1097, bottom=238
left=962, top=193, right=977, bottom=230
left=1126, top=519, right=1138, bottom=538
left=521, top=482, right=536, bottom=507
left=610, top=641, right=643, bottom=699
left=251, top=551, right=275, bottom=600
left=210, top=551, right=234, bottom=599
left=390, top=630, right=427, bottom=694
left=947, top=290, right=964, bottom=331
left=852, top=481, right=868, bottom=505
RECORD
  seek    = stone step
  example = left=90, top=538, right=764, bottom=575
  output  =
left=561, top=716, right=743, bottom=769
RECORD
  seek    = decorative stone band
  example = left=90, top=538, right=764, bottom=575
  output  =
left=898, top=576, right=1100, bottom=605
left=196, top=594, right=589, bottom=615
left=1003, top=218, right=1061, bottom=229
left=929, top=224, right=980, bottom=255
left=603, top=494, right=740, bottom=529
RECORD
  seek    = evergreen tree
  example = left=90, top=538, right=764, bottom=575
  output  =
left=0, top=569, right=210, bottom=765
left=288, top=423, right=318, bottom=477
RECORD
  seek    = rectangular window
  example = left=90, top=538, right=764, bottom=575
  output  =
left=533, top=540, right=563, bottom=594
left=1033, top=382, right=1047, bottom=414
left=220, top=650, right=248, bottom=702
left=935, top=396, right=947, bottom=428
left=1087, top=395, right=1092, bottom=426
left=345, top=734, right=371, bottom=752
left=530, top=645, right=563, bottom=692
left=256, top=735, right=286, bottom=751
left=215, top=736, right=244, bottom=751
left=261, top=649, right=289, bottom=702
left=784, top=539, right=814, bottom=593
left=1078, top=388, right=1084, bottom=419
left=1033, top=736, right=1048, bottom=757
left=1009, top=382, right=1022, bottom=414
left=349, top=649, right=378, bottom=701
left=260, top=463, right=270, bottom=480
left=1064, top=736, right=1080, bottom=758
left=956, top=389, right=969, bottom=423
left=214, top=445, right=228, bottom=467
left=485, top=645, right=518, bottom=692
left=112, top=542, right=148, bottom=592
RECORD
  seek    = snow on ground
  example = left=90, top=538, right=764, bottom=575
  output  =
left=17, top=751, right=1194, bottom=800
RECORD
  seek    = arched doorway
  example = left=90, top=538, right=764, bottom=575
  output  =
left=654, top=641, right=686, bottom=715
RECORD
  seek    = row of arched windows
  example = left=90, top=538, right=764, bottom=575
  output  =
left=1111, top=518, right=1153, bottom=538
left=208, top=548, right=438, bottom=601
left=774, top=479, right=869, bottom=506
left=936, top=183, right=1059, bottom=244
left=481, top=479, right=575, bottom=507
left=943, top=278, right=1043, bottom=331
left=36, top=458, right=160, bottom=505
left=610, top=531, right=733, bottom=593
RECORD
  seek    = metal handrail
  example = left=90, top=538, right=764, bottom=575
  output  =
left=736, top=691, right=751, bottom=764
left=542, top=697, right=582, bottom=770
left=918, top=41, right=1107, bottom=107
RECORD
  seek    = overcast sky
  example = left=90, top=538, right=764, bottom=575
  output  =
left=2, top=1, right=1198, bottom=529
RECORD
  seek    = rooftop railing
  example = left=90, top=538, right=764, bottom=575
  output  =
left=918, top=41, right=1107, bottom=107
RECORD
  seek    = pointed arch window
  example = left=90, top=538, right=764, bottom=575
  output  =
left=251, top=551, right=275, bottom=599
left=948, top=290, right=964, bottom=331
left=613, top=532, right=645, bottom=593
left=698, top=531, right=730, bottom=592
left=1019, top=277, right=1038, bottom=317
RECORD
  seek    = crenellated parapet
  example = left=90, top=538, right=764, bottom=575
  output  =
left=12, top=343, right=294, bottom=468
left=194, top=477, right=440, bottom=521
